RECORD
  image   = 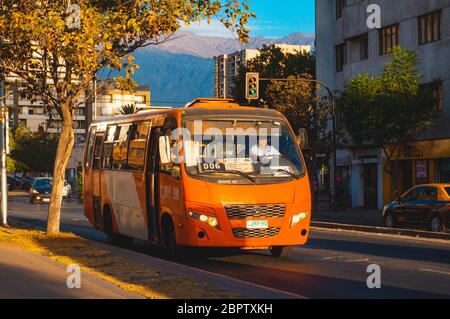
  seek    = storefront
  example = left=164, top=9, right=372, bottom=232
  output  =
left=382, top=138, right=450, bottom=205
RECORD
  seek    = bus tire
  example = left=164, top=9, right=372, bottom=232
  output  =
left=270, top=246, right=292, bottom=258
left=161, top=215, right=187, bottom=260
left=103, top=206, right=134, bottom=247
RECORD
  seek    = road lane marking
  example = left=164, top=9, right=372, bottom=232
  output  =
left=420, top=268, right=450, bottom=276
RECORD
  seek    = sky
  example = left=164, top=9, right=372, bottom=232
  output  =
left=185, top=0, right=315, bottom=39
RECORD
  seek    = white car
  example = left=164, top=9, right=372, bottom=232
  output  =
left=63, top=180, right=72, bottom=199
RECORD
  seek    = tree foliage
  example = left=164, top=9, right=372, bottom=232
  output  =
left=116, top=103, right=141, bottom=115
left=233, top=45, right=315, bottom=104
left=338, top=46, right=438, bottom=193
left=11, top=125, right=58, bottom=173
left=0, top=0, right=253, bottom=233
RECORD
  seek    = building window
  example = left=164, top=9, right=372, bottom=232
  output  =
left=379, top=24, right=399, bottom=55
left=418, top=10, right=441, bottom=45
left=75, top=108, right=86, bottom=116
left=103, top=94, right=113, bottom=103
left=135, top=95, right=146, bottom=104
left=335, top=0, right=346, bottom=19
left=421, top=82, right=444, bottom=112
left=433, top=82, right=444, bottom=112
left=353, top=33, right=369, bottom=61
left=335, top=43, right=347, bottom=72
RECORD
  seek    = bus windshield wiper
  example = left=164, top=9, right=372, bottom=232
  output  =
left=202, top=170, right=256, bottom=183
left=275, top=169, right=301, bottom=180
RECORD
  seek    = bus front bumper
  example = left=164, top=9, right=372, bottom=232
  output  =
left=176, top=214, right=311, bottom=249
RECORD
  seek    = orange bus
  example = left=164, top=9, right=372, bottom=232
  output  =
left=83, top=99, right=311, bottom=258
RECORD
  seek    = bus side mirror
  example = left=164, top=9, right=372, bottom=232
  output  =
left=297, top=128, right=309, bottom=150
left=159, top=136, right=172, bottom=164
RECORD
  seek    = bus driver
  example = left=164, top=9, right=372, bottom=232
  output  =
left=250, top=136, right=280, bottom=165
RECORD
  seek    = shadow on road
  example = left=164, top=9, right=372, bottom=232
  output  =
left=178, top=256, right=450, bottom=299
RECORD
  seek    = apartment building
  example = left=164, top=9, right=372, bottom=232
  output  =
left=94, top=82, right=151, bottom=118
left=316, top=0, right=450, bottom=209
left=214, top=44, right=312, bottom=98
left=4, top=77, right=89, bottom=137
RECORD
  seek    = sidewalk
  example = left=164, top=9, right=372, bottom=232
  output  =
left=0, top=245, right=142, bottom=299
left=312, top=200, right=382, bottom=227
left=311, top=200, right=450, bottom=240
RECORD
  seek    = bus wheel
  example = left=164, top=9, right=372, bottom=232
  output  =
left=104, top=208, right=134, bottom=247
left=161, top=216, right=186, bottom=260
left=270, top=246, right=292, bottom=258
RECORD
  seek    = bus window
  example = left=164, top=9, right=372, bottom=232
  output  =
left=92, top=134, right=104, bottom=169
left=127, top=122, right=151, bottom=171
left=102, top=125, right=117, bottom=169
left=84, top=126, right=96, bottom=168
left=160, top=118, right=180, bottom=178
left=112, top=125, right=131, bottom=170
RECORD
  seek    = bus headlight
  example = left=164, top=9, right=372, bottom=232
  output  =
left=188, top=211, right=220, bottom=229
left=207, top=216, right=219, bottom=228
left=291, top=212, right=309, bottom=227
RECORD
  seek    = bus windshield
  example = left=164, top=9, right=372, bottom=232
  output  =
left=183, top=119, right=306, bottom=184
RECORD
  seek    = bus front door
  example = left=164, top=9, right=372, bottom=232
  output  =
left=146, top=127, right=162, bottom=243
left=91, top=133, right=104, bottom=228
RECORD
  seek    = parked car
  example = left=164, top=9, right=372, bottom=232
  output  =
left=382, top=184, right=450, bottom=232
left=29, top=177, right=52, bottom=204
left=30, top=177, right=72, bottom=203
left=21, top=177, right=34, bottom=191
left=63, top=180, right=72, bottom=199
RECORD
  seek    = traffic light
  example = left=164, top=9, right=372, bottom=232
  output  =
left=245, top=72, right=259, bottom=100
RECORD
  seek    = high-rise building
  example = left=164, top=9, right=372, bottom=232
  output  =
left=214, top=44, right=312, bottom=98
left=316, top=0, right=450, bottom=209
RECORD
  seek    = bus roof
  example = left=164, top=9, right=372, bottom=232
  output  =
left=90, top=98, right=286, bottom=127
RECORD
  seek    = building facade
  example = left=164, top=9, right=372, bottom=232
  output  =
left=214, top=44, right=312, bottom=98
left=316, top=0, right=450, bottom=208
left=94, top=83, right=151, bottom=118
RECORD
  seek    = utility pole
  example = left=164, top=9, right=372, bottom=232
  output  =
left=0, top=78, right=8, bottom=226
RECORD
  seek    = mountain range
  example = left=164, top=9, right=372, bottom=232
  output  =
left=130, top=31, right=315, bottom=105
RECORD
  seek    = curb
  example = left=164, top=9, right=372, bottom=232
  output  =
left=311, top=221, right=450, bottom=240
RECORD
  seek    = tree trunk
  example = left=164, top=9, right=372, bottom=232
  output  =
left=46, top=116, right=74, bottom=235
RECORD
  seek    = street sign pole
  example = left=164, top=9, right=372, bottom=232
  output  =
left=0, top=79, right=8, bottom=226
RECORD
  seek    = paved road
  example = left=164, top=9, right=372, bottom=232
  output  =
left=8, top=197, right=450, bottom=299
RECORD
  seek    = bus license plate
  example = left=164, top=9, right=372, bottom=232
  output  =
left=246, top=220, right=268, bottom=229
